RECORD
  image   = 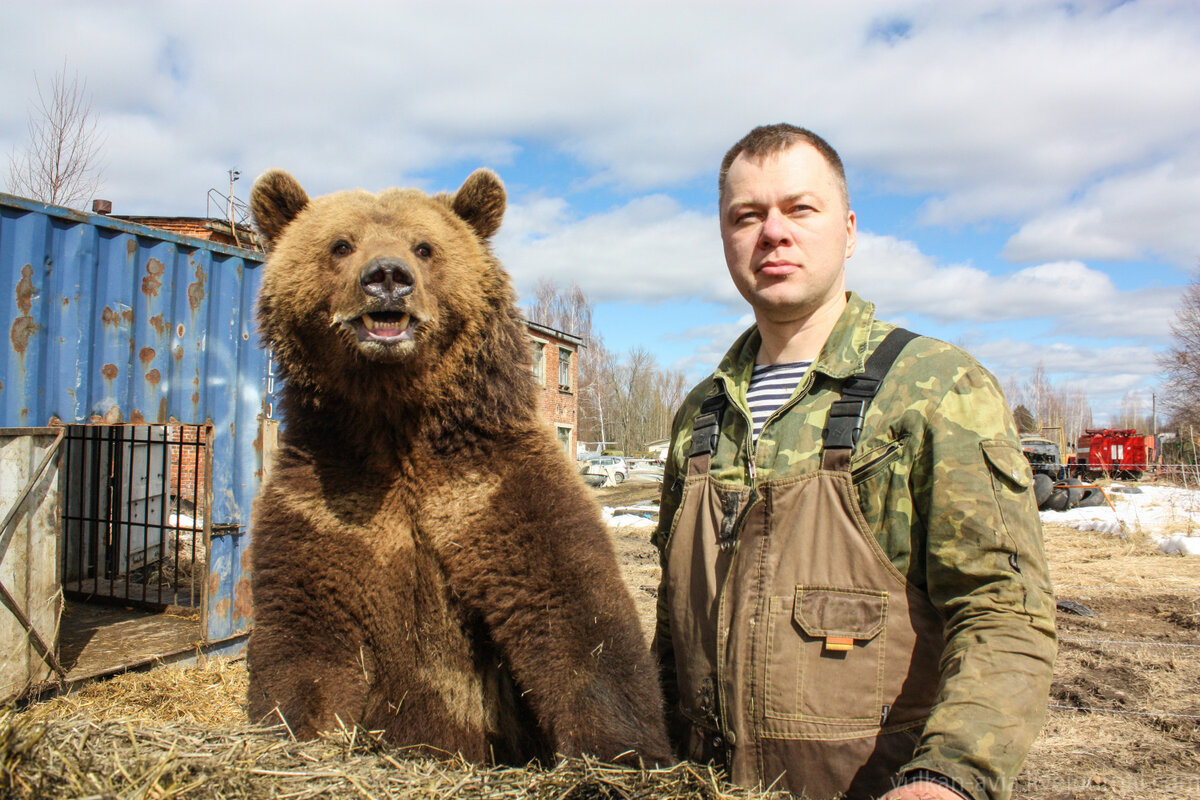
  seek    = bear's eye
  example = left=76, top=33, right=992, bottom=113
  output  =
left=331, top=239, right=354, bottom=257
left=413, top=243, right=433, bottom=259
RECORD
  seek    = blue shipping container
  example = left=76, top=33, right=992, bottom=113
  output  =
left=0, top=192, right=272, bottom=645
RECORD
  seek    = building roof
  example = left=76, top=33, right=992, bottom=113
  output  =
left=522, top=319, right=584, bottom=347
left=111, top=216, right=262, bottom=250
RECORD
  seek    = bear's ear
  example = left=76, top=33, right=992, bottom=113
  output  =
left=252, top=170, right=310, bottom=247
left=452, top=169, right=506, bottom=240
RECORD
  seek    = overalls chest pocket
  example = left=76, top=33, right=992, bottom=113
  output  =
left=764, top=586, right=888, bottom=725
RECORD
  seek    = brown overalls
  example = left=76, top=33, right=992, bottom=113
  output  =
left=662, top=330, right=946, bottom=800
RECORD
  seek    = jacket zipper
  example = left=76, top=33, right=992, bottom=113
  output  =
left=850, top=439, right=904, bottom=485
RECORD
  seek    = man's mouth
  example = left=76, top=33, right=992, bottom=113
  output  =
left=759, top=261, right=800, bottom=277
left=349, top=311, right=416, bottom=343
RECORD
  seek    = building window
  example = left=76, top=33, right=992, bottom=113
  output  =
left=556, top=425, right=572, bottom=456
left=558, top=347, right=572, bottom=391
left=531, top=341, right=545, bottom=385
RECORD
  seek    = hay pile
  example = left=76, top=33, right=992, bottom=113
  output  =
left=3, top=660, right=785, bottom=800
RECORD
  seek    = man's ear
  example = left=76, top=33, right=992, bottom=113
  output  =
left=451, top=168, right=506, bottom=240
left=252, top=170, right=310, bottom=248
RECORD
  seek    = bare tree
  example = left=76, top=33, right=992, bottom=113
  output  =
left=8, top=65, right=104, bottom=209
left=1159, top=272, right=1200, bottom=431
left=1006, top=363, right=1092, bottom=450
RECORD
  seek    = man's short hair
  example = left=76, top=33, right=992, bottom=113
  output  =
left=718, top=124, right=849, bottom=209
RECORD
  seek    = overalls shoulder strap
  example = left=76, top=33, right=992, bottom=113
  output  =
left=687, top=390, right=727, bottom=476
left=821, top=328, right=919, bottom=472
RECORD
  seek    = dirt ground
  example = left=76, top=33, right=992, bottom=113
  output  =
left=599, top=482, right=1200, bottom=800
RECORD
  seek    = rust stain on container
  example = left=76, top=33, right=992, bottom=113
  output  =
left=126, top=239, right=137, bottom=256
left=187, top=264, right=207, bottom=310
left=208, top=571, right=221, bottom=596
left=214, top=598, right=232, bottom=619
left=130, top=409, right=146, bottom=424
left=141, top=257, right=164, bottom=297
left=101, top=306, right=118, bottom=327
left=233, top=577, right=252, bottom=620
left=149, top=313, right=166, bottom=335
left=61, top=296, right=69, bottom=307
left=158, top=397, right=168, bottom=422
left=103, top=405, right=122, bottom=424
left=122, top=308, right=134, bottom=324
left=16, top=265, right=35, bottom=313
left=11, top=265, right=41, bottom=355
left=173, top=345, right=184, bottom=361
left=10, top=316, right=40, bottom=354
left=101, top=363, right=118, bottom=380
left=176, top=323, right=185, bottom=338
left=145, top=368, right=161, bottom=385
left=191, top=391, right=200, bottom=406
left=139, top=346, right=156, bottom=365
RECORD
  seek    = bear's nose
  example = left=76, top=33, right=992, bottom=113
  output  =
left=360, top=258, right=415, bottom=301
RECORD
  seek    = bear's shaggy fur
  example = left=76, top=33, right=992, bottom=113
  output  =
left=246, top=168, right=670, bottom=765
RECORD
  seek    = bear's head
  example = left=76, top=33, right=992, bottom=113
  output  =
left=252, top=169, right=530, bottom=415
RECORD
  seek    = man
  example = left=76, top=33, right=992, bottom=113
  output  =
left=652, top=124, right=1056, bottom=800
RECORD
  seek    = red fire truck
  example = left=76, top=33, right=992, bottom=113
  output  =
left=1074, top=429, right=1157, bottom=479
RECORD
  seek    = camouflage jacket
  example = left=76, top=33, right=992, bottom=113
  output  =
left=653, top=293, right=1057, bottom=800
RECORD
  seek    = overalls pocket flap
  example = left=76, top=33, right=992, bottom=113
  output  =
left=981, top=441, right=1032, bottom=490
left=793, top=587, right=887, bottom=641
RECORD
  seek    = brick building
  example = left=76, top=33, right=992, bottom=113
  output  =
left=523, top=320, right=582, bottom=457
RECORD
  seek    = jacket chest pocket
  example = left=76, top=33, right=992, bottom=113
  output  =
left=763, top=586, right=888, bottom=725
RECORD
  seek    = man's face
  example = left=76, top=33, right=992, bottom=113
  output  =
left=720, top=144, right=856, bottom=326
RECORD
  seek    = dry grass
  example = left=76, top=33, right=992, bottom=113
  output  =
left=19, top=657, right=247, bottom=728
left=1041, top=520, right=1200, bottom=591
left=2, top=698, right=782, bottom=800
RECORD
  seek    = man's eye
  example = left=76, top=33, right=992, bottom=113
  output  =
left=331, top=240, right=354, bottom=257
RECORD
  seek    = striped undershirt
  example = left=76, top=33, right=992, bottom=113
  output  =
left=747, top=361, right=811, bottom=441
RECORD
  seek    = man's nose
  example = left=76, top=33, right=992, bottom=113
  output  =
left=759, top=209, right=791, bottom=247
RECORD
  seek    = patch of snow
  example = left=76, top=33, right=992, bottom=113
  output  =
left=1067, top=519, right=1125, bottom=536
left=1040, top=485, right=1200, bottom=536
left=1153, top=534, right=1200, bottom=556
left=601, top=506, right=656, bottom=529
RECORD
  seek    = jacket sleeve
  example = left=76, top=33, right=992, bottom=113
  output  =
left=651, top=404, right=691, bottom=752
left=900, top=363, right=1057, bottom=800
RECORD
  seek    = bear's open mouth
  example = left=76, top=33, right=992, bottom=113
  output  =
left=350, top=311, right=416, bottom=343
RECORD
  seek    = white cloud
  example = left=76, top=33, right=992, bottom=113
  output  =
left=4, top=0, right=1198, bottom=233
left=1003, top=153, right=1200, bottom=266
left=850, top=234, right=1184, bottom=339
left=495, top=193, right=729, bottom=305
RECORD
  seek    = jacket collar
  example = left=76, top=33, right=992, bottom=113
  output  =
left=713, top=292, right=877, bottom=392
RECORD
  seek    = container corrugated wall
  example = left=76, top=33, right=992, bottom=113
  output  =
left=0, top=193, right=272, bottom=643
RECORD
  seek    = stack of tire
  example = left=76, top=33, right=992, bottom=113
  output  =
left=1033, top=475, right=1106, bottom=511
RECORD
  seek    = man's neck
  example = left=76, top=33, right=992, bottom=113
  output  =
left=755, top=292, right=847, bottom=365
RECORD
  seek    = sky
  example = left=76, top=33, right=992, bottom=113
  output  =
left=2, top=0, right=1198, bottom=425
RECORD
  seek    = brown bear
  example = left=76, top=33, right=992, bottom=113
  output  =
left=246, top=168, right=670, bottom=766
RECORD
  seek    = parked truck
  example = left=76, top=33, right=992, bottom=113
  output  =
left=1074, top=429, right=1157, bottom=479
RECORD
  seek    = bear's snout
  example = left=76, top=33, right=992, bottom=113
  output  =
left=361, top=258, right=415, bottom=303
